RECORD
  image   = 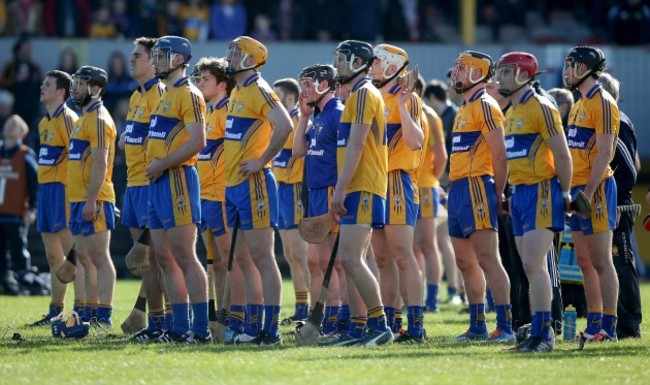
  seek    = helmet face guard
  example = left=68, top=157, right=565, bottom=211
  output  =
left=332, top=40, right=374, bottom=85
left=151, top=36, right=192, bottom=80
left=451, top=51, right=494, bottom=94
left=299, top=64, right=335, bottom=107
left=70, top=66, right=107, bottom=108
left=562, top=46, right=605, bottom=90
left=372, top=44, right=409, bottom=88
left=225, top=37, right=267, bottom=77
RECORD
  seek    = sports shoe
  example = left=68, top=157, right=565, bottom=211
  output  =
left=360, top=328, right=394, bottom=347
left=425, top=305, right=440, bottom=313
left=26, top=314, right=53, bottom=327
left=156, top=330, right=189, bottom=343
left=444, top=295, right=463, bottom=306
left=516, top=337, right=554, bottom=353
left=258, top=334, right=282, bottom=346
left=455, top=329, right=489, bottom=342
left=280, top=315, right=308, bottom=326
left=515, top=323, right=532, bottom=343
left=488, top=329, right=516, bottom=343
left=393, top=329, right=425, bottom=344
left=578, top=329, right=617, bottom=350
left=233, top=332, right=261, bottom=345
left=90, top=318, right=113, bottom=329
left=129, top=328, right=162, bottom=343
left=319, top=333, right=362, bottom=347
left=185, top=331, right=213, bottom=344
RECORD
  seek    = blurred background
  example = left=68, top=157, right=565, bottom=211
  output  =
left=0, top=0, right=648, bottom=277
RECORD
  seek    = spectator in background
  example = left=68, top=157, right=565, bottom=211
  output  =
left=103, top=51, right=137, bottom=114
left=180, top=0, right=210, bottom=41
left=271, top=0, right=307, bottom=41
left=305, top=0, right=344, bottom=41
left=0, top=0, right=6, bottom=35
left=56, top=48, right=79, bottom=75
left=0, top=115, right=38, bottom=296
left=382, top=0, right=418, bottom=42
left=0, top=89, right=14, bottom=133
left=5, top=0, right=42, bottom=36
left=210, top=0, right=247, bottom=40
left=344, top=0, right=381, bottom=41
left=0, top=35, right=42, bottom=146
left=89, top=5, right=116, bottom=39
left=548, top=88, right=574, bottom=128
left=133, top=0, right=159, bottom=38
left=43, top=0, right=91, bottom=37
left=250, top=14, right=276, bottom=41
left=423, top=79, right=457, bottom=162
left=111, top=0, right=133, bottom=38
left=607, top=0, right=650, bottom=45
left=158, top=0, right=184, bottom=38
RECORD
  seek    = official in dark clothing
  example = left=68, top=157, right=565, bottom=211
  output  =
left=0, top=115, right=38, bottom=294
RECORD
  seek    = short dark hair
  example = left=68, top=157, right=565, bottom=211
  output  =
left=195, top=57, right=236, bottom=94
left=273, top=78, right=300, bottom=100
left=414, top=74, right=426, bottom=95
left=133, top=37, right=157, bottom=55
left=424, top=79, right=448, bottom=102
left=45, top=70, right=73, bottom=99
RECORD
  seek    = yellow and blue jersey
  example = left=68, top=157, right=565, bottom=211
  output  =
left=147, top=76, right=206, bottom=168
left=337, top=77, right=388, bottom=198
left=505, top=89, right=564, bottom=186
left=567, top=84, right=619, bottom=187
left=416, top=104, right=443, bottom=188
left=449, top=88, right=505, bottom=181
left=305, top=97, right=343, bottom=189
left=67, top=100, right=116, bottom=203
left=273, top=107, right=304, bottom=184
left=197, top=96, right=228, bottom=201
left=37, top=103, right=77, bottom=184
left=385, top=84, right=423, bottom=176
left=225, top=72, right=281, bottom=186
left=125, top=77, right=165, bottom=187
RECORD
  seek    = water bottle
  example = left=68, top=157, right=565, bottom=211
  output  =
left=563, top=305, right=577, bottom=342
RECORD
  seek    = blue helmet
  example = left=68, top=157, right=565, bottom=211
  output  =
left=153, top=36, right=192, bottom=61
left=51, top=311, right=90, bottom=339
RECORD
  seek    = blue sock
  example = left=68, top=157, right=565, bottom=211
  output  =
left=469, top=303, right=487, bottom=334
left=586, top=311, right=603, bottom=334
left=447, top=286, right=458, bottom=296
left=97, top=305, right=112, bottom=324
left=531, top=312, right=542, bottom=338
left=322, top=305, right=340, bottom=334
left=496, top=304, right=512, bottom=333
left=348, top=316, right=368, bottom=339
left=337, top=304, right=350, bottom=332
left=294, top=302, right=309, bottom=320
left=245, top=304, right=263, bottom=336
left=73, top=302, right=84, bottom=319
left=384, top=307, right=396, bottom=331
left=368, top=306, right=388, bottom=332
left=541, top=311, right=553, bottom=341
left=228, top=305, right=245, bottom=332
left=148, top=310, right=165, bottom=332
left=602, top=314, right=617, bottom=337
left=163, top=311, right=172, bottom=331
left=407, top=306, right=424, bottom=338
left=171, top=303, right=190, bottom=335
left=49, top=303, right=64, bottom=318
left=426, top=284, right=439, bottom=310
left=191, top=302, right=209, bottom=337
left=486, top=289, right=495, bottom=311
left=263, top=305, right=281, bottom=339
left=395, top=308, right=403, bottom=332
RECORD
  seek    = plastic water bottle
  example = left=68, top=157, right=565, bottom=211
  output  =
left=563, top=305, right=577, bottom=342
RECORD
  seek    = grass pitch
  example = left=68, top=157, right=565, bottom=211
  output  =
left=1, top=280, right=649, bottom=385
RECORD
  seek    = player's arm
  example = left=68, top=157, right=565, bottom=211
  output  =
left=484, top=127, right=508, bottom=200
left=547, top=134, right=572, bottom=203
left=398, top=91, right=424, bottom=150
left=118, top=131, right=126, bottom=150
left=292, top=96, right=313, bottom=158
left=583, top=133, right=615, bottom=199
left=82, top=146, right=109, bottom=221
left=239, top=104, right=293, bottom=177
left=146, top=121, right=206, bottom=181
left=429, top=114, right=447, bottom=180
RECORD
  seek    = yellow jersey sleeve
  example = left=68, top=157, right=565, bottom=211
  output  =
left=224, top=73, right=280, bottom=186
left=67, top=102, right=116, bottom=203
left=337, top=78, right=388, bottom=197
left=385, top=86, right=424, bottom=175
left=273, top=108, right=304, bottom=184
left=567, top=85, right=619, bottom=186
left=197, top=97, right=228, bottom=201
left=37, top=104, right=77, bottom=184
left=147, top=77, right=206, bottom=168
left=417, top=105, right=443, bottom=188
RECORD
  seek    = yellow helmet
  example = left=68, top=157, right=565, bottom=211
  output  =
left=226, top=36, right=268, bottom=75
left=451, top=50, right=494, bottom=94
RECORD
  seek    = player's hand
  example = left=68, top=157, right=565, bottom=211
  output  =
left=497, top=193, right=508, bottom=216
left=82, top=200, right=98, bottom=222
left=397, top=87, right=414, bottom=105
left=239, top=159, right=263, bottom=178
left=329, top=186, right=347, bottom=221
left=23, top=209, right=36, bottom=225
left=298, top=92, right=314, bottom=117
left=146, top=157, right=165, bottom=182
left=563, top=197, right=572, bottom=215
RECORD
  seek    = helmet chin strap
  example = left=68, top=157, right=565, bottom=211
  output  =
left=155, top=53, right=188, bottom=80
left=372, top=62, right=408, bottom=89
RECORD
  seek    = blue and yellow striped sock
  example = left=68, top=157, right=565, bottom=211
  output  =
left=367, top=306, right=388, bottom=332
left=426, top=284, right=439, bottom=311
left=148, top=309, right=165, bottom=332
left=245, top=304, right=263, bottom=336
left=541, top=311, right=553, bottom=341
left=496, top=304, right=512, bottom=333
left=263, top=305, right=281, bottom=339
left=163, top=302, right=172, bottom=331
left=322, top=305, right=340, bottom=334
left=348, top=316, right=368, bottom=339
left=384, top=306, right=396, bottom=332
left=469, top=303, right=487, bottom=334
left=531, top=312, right=542, bottom=338
left=602, top=311, right=617, bottom=337
left=97, top=304, right=112, bottom=324
left=88, top=304, right=98, bottom=321
left=295, top=290, right=309, bottom=320
left=447, top=286, right=458, bottom=296
left=191, top=302, right=209, bottom=338
left=395, top=308, right=403, bottom=332
left=228, top=305, right=245, bottom=333
left=585, top=309, right=603, bottom=335
left=171, top=303, right=190, bottom=335
left=48, top=302, right=64, bottom=318
left=337, top=304, right=350, bottom=332
left=73, top=301, right=84, bottom=319
left=407, top=306, right=424, bottom=338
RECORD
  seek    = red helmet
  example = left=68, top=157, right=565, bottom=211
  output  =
left=497, top=52, right=538, bottom=79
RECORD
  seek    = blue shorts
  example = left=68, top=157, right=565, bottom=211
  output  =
left=36, top=183, right=68, bottom=233
left=148, top=166, right=201, bottom=230
left=340, top=191, right=385, bottom=228
left=417, top=187, right=440, bottom=219
left=569, top=177, right=617, bottom=235
left=448, top=175, right=498, bottom=238
left=308, top=186, right=334, bottom=217
left=277, top=182, right=304, bottom=230
left=121, top=185, right=149, bottom=229
left=200, top=199, right=227, bottom=236
left=510, top=178, right=565, bottom=236
left=69, top=201, right=115, bottom=237
left=385, top=170, right=418, bottom=226
left=225, top=168, right=278, bottom=230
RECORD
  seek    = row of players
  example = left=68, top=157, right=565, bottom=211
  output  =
left=28, top=34, right=621, bottom=351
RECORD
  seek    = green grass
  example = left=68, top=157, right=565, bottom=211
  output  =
left=1, top=280, right=649, bottom=385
